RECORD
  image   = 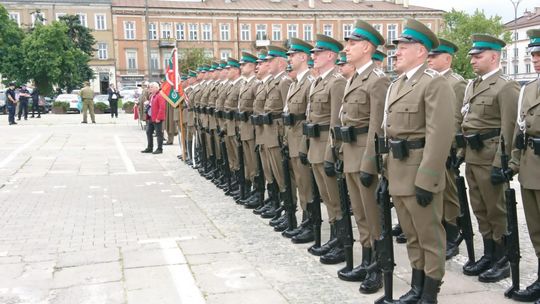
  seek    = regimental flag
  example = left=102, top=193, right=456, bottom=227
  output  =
left=160, top=48, right=184, bottom=108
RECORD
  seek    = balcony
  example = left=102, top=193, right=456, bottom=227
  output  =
left=159, top=39, right=176, bottom=48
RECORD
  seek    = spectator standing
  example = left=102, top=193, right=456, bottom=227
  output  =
left=5, top=82, right=17, bottom=125
left=141, top=82, right=166, bottom=154
left=107, top=83, right=120, bottom=118
left=79, top=81, right=96, bottom=124
left=30, top=84, right=41, bottom=118
left=17, top=84, right=30, bottom=121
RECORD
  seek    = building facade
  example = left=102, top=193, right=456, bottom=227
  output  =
left=112, top=0, right=444, bottom=87
left=503, top=6, right=540, bottom=82
left=4, top=0, right=116, bottom=93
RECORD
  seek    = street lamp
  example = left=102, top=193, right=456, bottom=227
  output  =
left=510, top=0, right=521, bottom=79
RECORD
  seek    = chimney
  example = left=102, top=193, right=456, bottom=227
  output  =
left=308, top=0, right=315, bottom=8
left=403, top=0, right=409, bottom=8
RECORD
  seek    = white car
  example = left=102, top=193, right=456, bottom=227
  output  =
left=55, top=94, right=81, bottom=113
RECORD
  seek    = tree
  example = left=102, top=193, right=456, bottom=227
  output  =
left=0, top=5, right=27, bottom=85
left=440, top=9, right=511, bottom=79
left=22, top=21, right=91, bottom=95
left=178, top=48, right=211, bottom=75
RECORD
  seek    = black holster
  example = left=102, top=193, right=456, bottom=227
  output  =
left=262, top=113, right=273, bottom=125
left=340, top=126, right=355, bottom=143
left=455, top=133, right=466, bottom=148
left=282, top=113, right=294, bottom=126
left=333, top=126, right=343, bottom=141
left=306, top=123, right=320, bottom=138
left=465, top=133, right=484, bottom=151
left=389, top=139, right=409, bottom=160
left=531, top=137, right=540, bottom=156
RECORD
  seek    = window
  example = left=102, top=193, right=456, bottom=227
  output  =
left=514, top=31, right=519, bottom=41
left=303, top=24, right=312, bottom=41
left=256, top=24, right=267, bottom=40
left=425, top=23, right=432, bottom=29
left=287, top=24, right=298, bottom=39
left=513, top=64, right=518, bottom=74
left=387, top=50, right=396, bottom=72
left=77, top=13, right=87, bottom=27
left=202, top=23, right=212, bottom=41
left=220, top=49, right=232, bottom=60
left=513, top=47, right=518, bottom=58
left=161, top=23, right=172, bottom=39
left=188, top=23, right=198, bottom=41
left=124, top=21, right=135, bottom=40
left=272, top=24, right=282, bottom=41
left=220, top=23, right=230, bottom=41
left=387, top=24, right=397, bottom=43
left=323, top=24, right=333, bottom=37
left=240, top=24, right=250, bottom=41
left=31, top=12, right=46, bottom=26
left=97, top=43, right=108, bottom=60
left=373, top=24, right=382, bottom=34
left=342, top=24, right=353, bottom=39
left=126, top=50, right=138, bottom=70
left=503, top=66, right=507, bottom=74
left=95, top=14, right=106, bottom=30
left=203, top=49, right=214, bottom=58
left=502, top=49, right=507, bottom=60
left=148, top=23, right=157, bottom=40
left=55, top=13, right=66, bottom=21
left=150, top=50, right=160, bottom=72
left=176, top=23, right=185, bottom=40
left=525, top=46, right=530, bottom=56
left=8, top=12, right=20, bottom=26
left=526, top=64, right=531, bottom=73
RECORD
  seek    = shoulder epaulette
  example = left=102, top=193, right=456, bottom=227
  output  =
left=451, top=73, right=465, bottom=81
left=499, top=74, right=512, bottom=81
left=307, top=75, right=316, bottom=82
left=424, top=69, right=439, bottom=78
left=333, top=72, right=344, bottom=79
left=373, top=68, right=386, bottom=77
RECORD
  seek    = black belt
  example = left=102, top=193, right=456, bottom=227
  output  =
left=224, top=110, right=236, bottom=120
left=339, top=126, right=369, bottom=143
left=235, top=111, right=252, bottom=122
left=389, top=138, right=425, bottom=150
left=282, top=113, right=307, bottom=126
left=304, top=123, right=330, bottom=138
left=207, top=107, right=215, bottom=115
left=262, top=113, right=282, bottom=125
left=461, top=129, right=500, bottom=151
left=388, top=138, right=425, bottom=160
left=250, top=114, right=264, bottom=126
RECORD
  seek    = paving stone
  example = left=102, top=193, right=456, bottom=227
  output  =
left=122, top=247, right=186, bottom=268
left=56, top=248, right=120, bottom=268
left=206, top=289, right=288, bottom=304
left=53, top=262, right=122, bottom=289
left=48, top=282, right=125, bottom=304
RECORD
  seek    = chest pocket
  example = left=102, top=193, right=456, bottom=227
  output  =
left=394, top=103, right=420, bottom=128
left=474, top=96, right=497, bottom=116
left=311, top=93, right=329, bottom=112
left=345, top=90, right=368, bottom=117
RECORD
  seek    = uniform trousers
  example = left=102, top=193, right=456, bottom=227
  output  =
left=312, top=163, right=341, bottom=224
left=345, top=171, right=380, bottom=247
left=290, top=156, right=313, bottom=211
left=242, top=139, right=257, bottom=181
left=521, top=188, right=540, bottom=258
left=443, top=167, right=460, bottom=225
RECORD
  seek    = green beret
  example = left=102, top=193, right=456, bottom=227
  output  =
left=226, top=57, right=240, bottom=68
left=336, top=51, right=348, bottom=65
left=188, top=70, right=197, bottom=78
left=266, top=45, right=288, bottom=59
left=429, top=38, right=458, bottom=55
left=256, top=49, right=268, bottom=62
left=394, top=18, right=439, bottom=51
left=526, top=29, right=540, bottom=54
left=240, top=51, right=258, bottom=64
left=180, top=74, right=188, bottom=81
left=372, top=49, right=387, bottom=62
left=308, top=59, right=314, bottom=68
left=287, top=38, right=313, bottom=55
left=346, top=20, right=385, bottom=47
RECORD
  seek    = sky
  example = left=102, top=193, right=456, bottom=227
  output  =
left=410, top=0, right=539, bottom=23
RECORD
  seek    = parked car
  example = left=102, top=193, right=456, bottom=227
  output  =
left=0, top=90, right=6, bottom=114
left=55, top=94, right=81, bottom=113
left=93, top=94, right=110, bottom=113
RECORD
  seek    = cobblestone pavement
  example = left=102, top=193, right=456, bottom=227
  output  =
left=0, top=113, right=535, bottom=304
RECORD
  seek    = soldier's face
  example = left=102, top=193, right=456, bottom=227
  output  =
left=532, top=52, right=540, bottom=73
left=257, top=61, right=269, bottom=77
left=395, top=42, right=425, bottom=74
left=240, top=63, right=255, bottom=76
left=427, top=53, right=451, bottom=72
left=470, top=51, right=497, bottom=75
left=344, top=39, right=370, bottom=66
left=312, top=50, right=334, bottom=69
left=339, top=63, right=355, bottom=79
left=288, top=52, right=306, bottom=71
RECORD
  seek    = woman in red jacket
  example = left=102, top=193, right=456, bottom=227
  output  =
left=141, top=82, right=166, bottom=154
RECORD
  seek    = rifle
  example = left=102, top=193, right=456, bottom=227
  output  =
left=279, top=140, right=297, bottom=232
left=306, top=135, right=323, bottom=249
left=254, top=144, right=265, bottom=207
left=198, top=119, right=208, bottom=173
left=449, top=148, right=476, bottom=267
left=219, top=130, right=232, bottom=194
left=501, top=136, right=520, bottom=298
left=236, top=126, right=247, bottom=201
left=334, top=158, right=354, bottom=273
left=372, top=134, right=396, bottom=304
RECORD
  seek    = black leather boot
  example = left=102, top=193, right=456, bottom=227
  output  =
left=308, top=224, right=338, bottom=256
left=320, top=243, right=345, bottom=264
left=283, top=212, right=308, bottom=238
left=291, top=223, right=315, bottom=244
left=444, top=221, right=460, bottom=260
left=338, top=246, right=371, bottom=282
left=274, top=217, right=289, bottom=232
left=360, top=265, right=383, bottom=294
left=392, top=223, right=403, bottom=236
left=398, top=268, right=425, bottom=303
left=463, top=238, right=494, bottom=276
left=261, top=183, right=280, bottom=218
left=512, top=259, right=540, bottom=301
left=253, top=194, right=273, bottom=215
left=396, top=232, right=407, bottom=244
left=418, top=276, right=442, bottom=304
left=244, top=192, right=263, bottom=209
left=270, top=213, right=287, bottom=227
left=479, top=240, right=510, bottom=283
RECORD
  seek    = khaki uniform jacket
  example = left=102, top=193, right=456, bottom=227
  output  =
left=215, top=81, right=229, bottom=131
left=238, top=76, right=258, bottom=141
left=199, top=81, right=214, bottom=129
left=262, top=72, right=292, bottom=148
left=510, top=79, right=540, bottom=190
left=340, top=63, right=389, bottom=174
left=187, top=84, right=200, bottom=127
left=442, top=69, right=467, bottom=135
left=254, top=76, right=273, bottom=145
left=182, top=86, right=193, bottom=125
left=385, top=63, right=454, bottom=196
left=224, top=79, right=242, bottom=136
left=192, top=82, right=206, bottom=126
left=208, top=82, right=221, bottom=131
left=307, top=67, right=346, bottom=164
left=461, top=70, right=519, bottom=167
left=285, top=70, right=313, bottom=158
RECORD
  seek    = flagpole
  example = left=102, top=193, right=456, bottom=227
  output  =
left=174, top=48, right=187, bottom=161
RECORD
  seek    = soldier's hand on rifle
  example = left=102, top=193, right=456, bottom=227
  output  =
left=359, top=171, right=374, bottom=188
left=299, top=152, right=309, bottom=165
left=453, top=156, right=465, bottom=170
left=503, top=168, right=515, bottom=180
left=324, top=161, right=336, bottom=177
left=490, top=167, right=506, bottom=185
left=415, top=186, right=433, bottom=207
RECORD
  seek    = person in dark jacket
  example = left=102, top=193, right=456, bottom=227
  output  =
left=107, top=83, right=121, bottom=118
left=30, top=84, right=41, bottom=118
left=17, top=84, right=30, bottom=121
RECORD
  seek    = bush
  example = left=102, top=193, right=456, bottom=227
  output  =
left=122, top=101, right=135, bottom=110
left=52, top=101, right=69, bottom=112
left=95, top=102, right=109, bottom=112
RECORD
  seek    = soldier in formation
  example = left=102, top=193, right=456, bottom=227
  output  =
left=173, top=20, right=540, bottom=304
